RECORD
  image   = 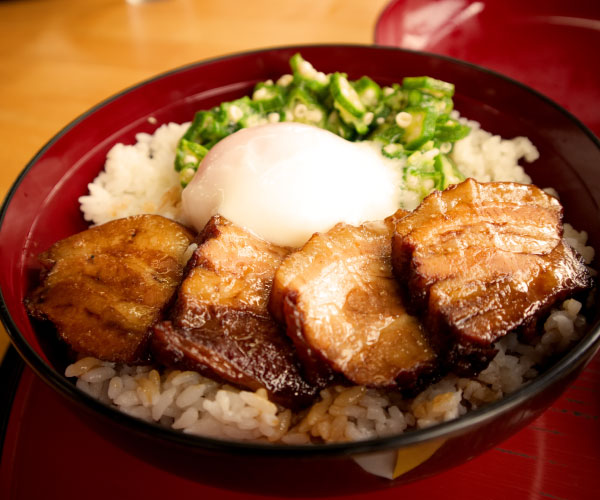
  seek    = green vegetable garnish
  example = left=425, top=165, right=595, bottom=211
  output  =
left=174, top=53, right=471, bottom=202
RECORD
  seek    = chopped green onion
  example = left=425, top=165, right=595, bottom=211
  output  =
left=402, top=76, right=455, bottom=98
left=290, top=53, right=330, bottom=97
left=435, top=153, right=465, bottom=189
left=434, top=119, right=471, bottom=143
left=402, top=108, right=438, bottom=150
left=331, top=73, right=366, bottom=118
left=353, top=76, right=382, bottom=109
left=174, top=54, right=471, bottom=191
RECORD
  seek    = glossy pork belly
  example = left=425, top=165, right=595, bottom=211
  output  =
left=270, top=211, right=437, bottom=389
left=26, top=215, right=195, bottom=364
left=151, top=215, right=317, bottom=408
left=392, top=179, right=593, bottom=373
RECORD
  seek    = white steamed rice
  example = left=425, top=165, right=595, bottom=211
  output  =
left=71, top=116, right=595, bottom=444
left=79, top=122, right=190, bottom=226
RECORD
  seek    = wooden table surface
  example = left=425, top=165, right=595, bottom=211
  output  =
left=0, top=0, right=390, bottom=359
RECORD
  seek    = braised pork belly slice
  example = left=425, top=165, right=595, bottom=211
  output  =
left=392, top=179, right=593, bottom=374
left=270, top=211, right=437, bottom=389
left=151, top=215, right=317, bottom=409
left=26, top=215, right=195, bottom=364
left=178, top=214, right=290, bottom=317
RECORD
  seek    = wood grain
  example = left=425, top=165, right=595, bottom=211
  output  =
left=0, top=0, right=390, bottom=358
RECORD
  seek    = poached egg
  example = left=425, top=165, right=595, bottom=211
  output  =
left=182, top=122, right=401, bottom=247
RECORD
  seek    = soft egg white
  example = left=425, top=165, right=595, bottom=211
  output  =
left=182, top=122, right=401, bottom=247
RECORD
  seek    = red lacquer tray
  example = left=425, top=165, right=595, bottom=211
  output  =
left=1, top=346, right=599, bottom=499
left=375, top=0, right=600, bottom=137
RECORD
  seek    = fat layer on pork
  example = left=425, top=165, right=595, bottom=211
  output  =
left=26, top=215, right=195, bottom=364
left=270, top=210, right=437, bottom=389
left=151, top=215, right=318, bottom=409
left=392, top=178, right=593, bottom=374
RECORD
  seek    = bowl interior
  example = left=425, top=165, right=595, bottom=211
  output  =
left=1, top=45, right=600, bottom=456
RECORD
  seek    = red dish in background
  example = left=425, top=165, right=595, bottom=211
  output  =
left=375, top=0, right=600, bottom=136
